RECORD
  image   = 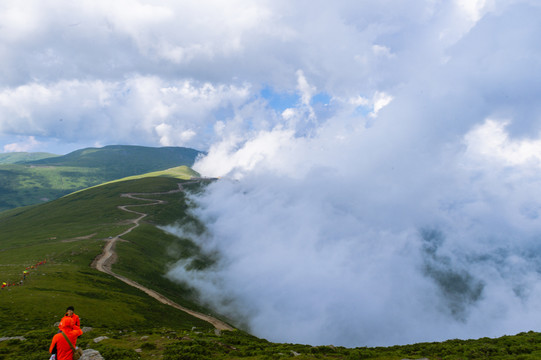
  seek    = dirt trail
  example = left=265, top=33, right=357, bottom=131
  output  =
left=92, top=181, right=234, bottom=331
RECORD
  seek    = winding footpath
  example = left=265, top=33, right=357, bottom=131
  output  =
left=91, top=181, right=234, bottom=331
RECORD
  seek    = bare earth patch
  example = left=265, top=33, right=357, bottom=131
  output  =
left=62, top=233, right=97, bottom=242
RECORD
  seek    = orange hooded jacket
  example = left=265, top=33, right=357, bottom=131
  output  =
left=49, top=317, right=83, bottom=360
left=59, top=313, right=80, bottom=328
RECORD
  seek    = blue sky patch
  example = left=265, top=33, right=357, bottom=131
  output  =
left=311, top=92, right=331, bottom=105
left=260, top=86, right=332, bottom=112
left=260, top=86, right=300, bottom=112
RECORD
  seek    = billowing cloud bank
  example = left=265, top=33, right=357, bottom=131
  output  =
left=164, top=1, right=541, bottom=347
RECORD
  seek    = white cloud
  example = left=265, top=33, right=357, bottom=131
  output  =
left=370, top=91, right=394, bottom=118
left=372, top=44, right=395, bottom=59
left=179, top=111, right=541, bottom=346
left=464, top=119, right=541, bottom=166
left=296, top=70, right=315, bottom=107
left=167, top=0, right=541, bottom=348
left=194, top=128, right=297, bottom=179
left=3, top=136, right=41, bottom=152
left=0, top=4, right=41, bottom=43
left=455, top=0, right=493, bottom=22
left=0, top=76, right=252, bottom=150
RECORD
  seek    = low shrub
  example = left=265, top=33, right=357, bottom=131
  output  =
left=92, top=343, right=141, bottom=360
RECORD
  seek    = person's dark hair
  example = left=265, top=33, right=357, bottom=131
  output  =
left=66, top=306, right=75, bottom=311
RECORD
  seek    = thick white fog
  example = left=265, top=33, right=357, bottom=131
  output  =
left=165, top=1, right=541, bottom=347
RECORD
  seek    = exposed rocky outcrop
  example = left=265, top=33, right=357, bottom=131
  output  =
left=80, top=349, right=104, bottom=360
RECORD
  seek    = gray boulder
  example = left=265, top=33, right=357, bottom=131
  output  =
left=80, top=349, right=104, bottom=360
left=93, top=336, right=109, bottom=343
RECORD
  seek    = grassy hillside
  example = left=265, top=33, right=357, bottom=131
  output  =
left=86, top=165, right=200, bottom=189
left=0, top=176, right=216, bottom=359
left=0, top=145, right=203, bottom=212
left=2, top=175, right=541, bottom=359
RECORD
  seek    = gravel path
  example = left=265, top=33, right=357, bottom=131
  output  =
left=91, top=182, right=234, bottom=331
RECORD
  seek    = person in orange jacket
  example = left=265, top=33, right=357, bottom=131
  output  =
left=49, top=317, right=83, bottom=360
left=59, top=306, right=80, bottom=329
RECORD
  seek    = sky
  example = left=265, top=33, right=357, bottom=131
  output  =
left=4, top=0, right=541, bottom=348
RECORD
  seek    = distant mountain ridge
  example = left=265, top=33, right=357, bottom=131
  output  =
left=0, top=151, right=59, bottom=164
left=28, top=145, right=202, bottom=169
left=0, top=145, right=204, bottom=212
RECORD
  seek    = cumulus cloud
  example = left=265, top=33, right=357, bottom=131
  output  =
left=464, top=119, right=541, bottom=166
left=3, top=136, right=41, bottom=152
left=174, top=119, right=541, bottom=346
left=0, top=76, right=251, bottom=151
left=2, top=0, right=484, bottom=153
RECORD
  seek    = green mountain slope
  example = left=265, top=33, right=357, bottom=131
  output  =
left=28, top=145, right=202, bottom=170
left=0, top=152, right=59, bottom=164
left=0, top=145, right=203, bottom=212
left=0, top=175, right=219, bottom=358
left=1, top=175, right=541, bottom=359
